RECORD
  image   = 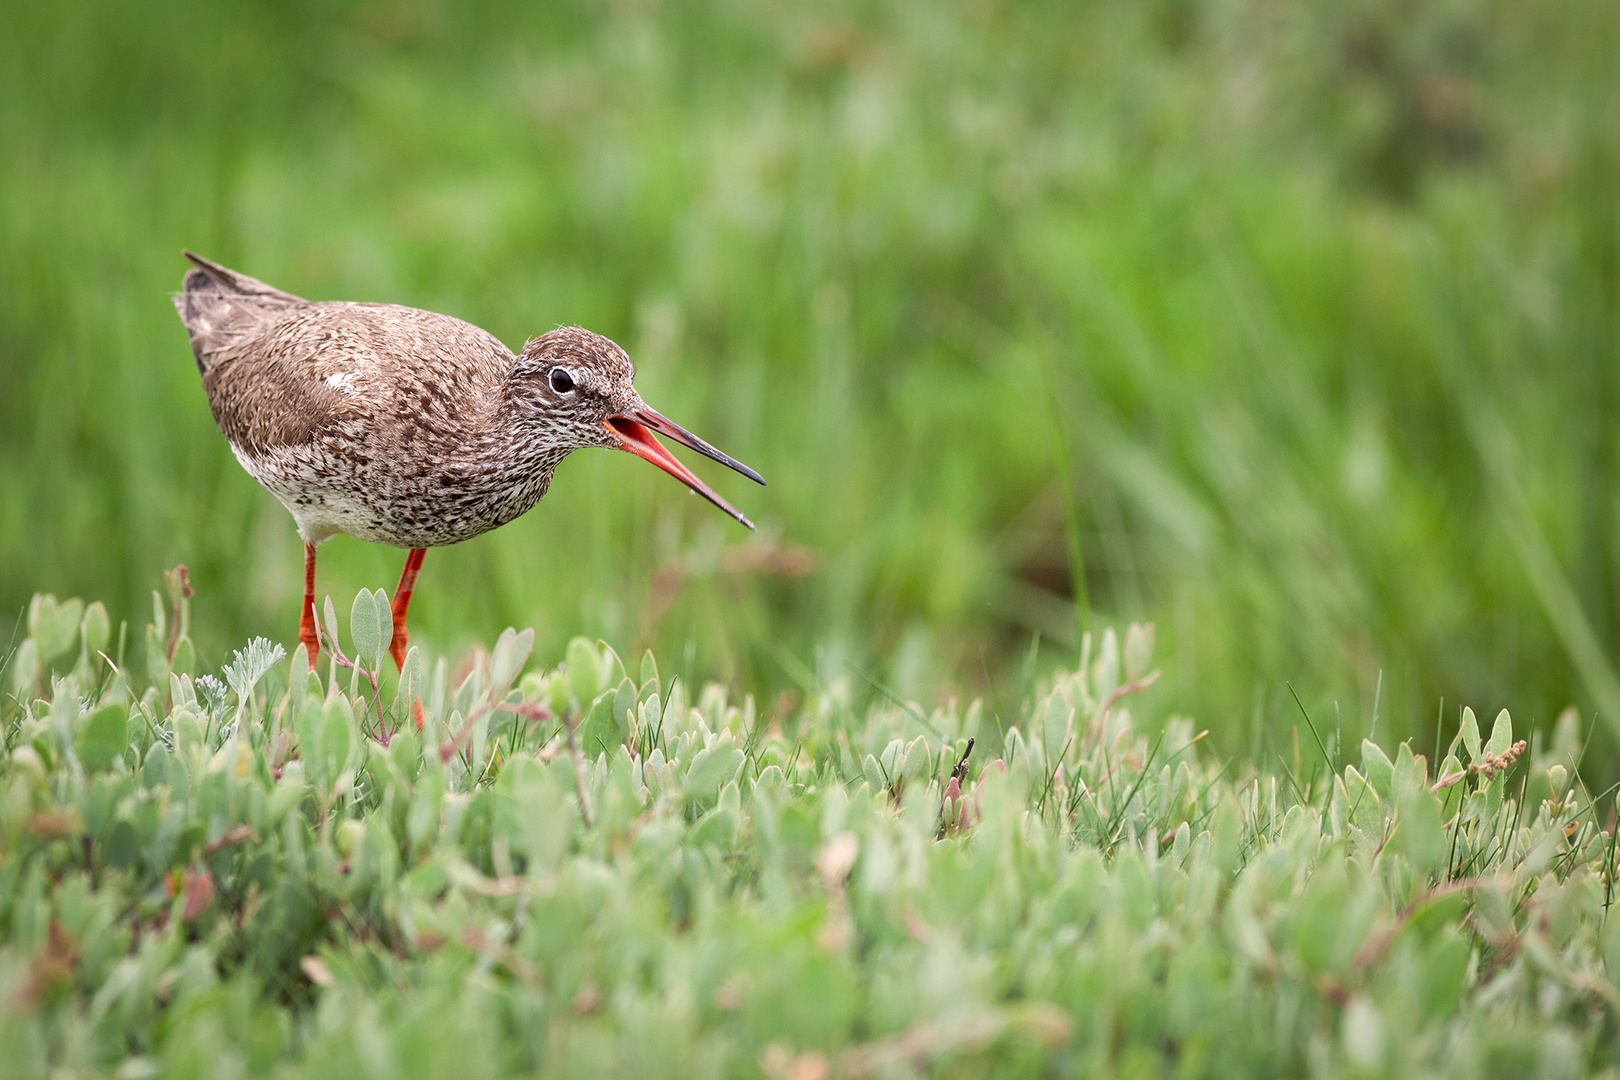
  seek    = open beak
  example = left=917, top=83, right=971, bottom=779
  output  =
left=605, top=405, right=765, bottom=530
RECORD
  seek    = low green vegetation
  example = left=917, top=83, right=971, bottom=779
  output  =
left=4, top=0, right=1619, bottom=766
left=6, top=585, right=1620, bottom=1077
left=8, top=2, right=1618, bottom=1072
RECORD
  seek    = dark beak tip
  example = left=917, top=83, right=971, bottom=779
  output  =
left=632, top=406, right=765, bottom=486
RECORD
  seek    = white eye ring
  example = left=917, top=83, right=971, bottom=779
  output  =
left=549, top=367, right=577, bottom=394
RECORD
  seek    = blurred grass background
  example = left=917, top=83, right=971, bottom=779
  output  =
left=1, top=0, right=1617, bottom=768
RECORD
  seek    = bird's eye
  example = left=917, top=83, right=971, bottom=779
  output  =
left=549, top=368, right=576, bottom=394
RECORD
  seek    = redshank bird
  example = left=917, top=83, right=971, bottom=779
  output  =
left=174, top=252, right=762, bottom=671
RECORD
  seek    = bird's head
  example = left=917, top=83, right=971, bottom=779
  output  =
left=507, top=327, right=764, bottom=528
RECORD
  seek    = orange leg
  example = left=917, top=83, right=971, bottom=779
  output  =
left=390, top=548, right=428, bottom=731
left=389, top=548, right=427, bottom=672
left=300, top=542, right=320, bottom=669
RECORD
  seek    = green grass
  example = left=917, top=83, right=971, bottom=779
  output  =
left=6, top=590, right=1620, bottom=1076
left=3, top=0, right=1620, bottom=774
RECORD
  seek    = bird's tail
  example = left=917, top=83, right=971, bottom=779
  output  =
left=174, top=251, right=306, bottom=374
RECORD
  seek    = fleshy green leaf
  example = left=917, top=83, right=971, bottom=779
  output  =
left=29, top=594, right=84, bottom=663
left=1123, top=622, right=1155, bottom=682
left=170, top=635, right=195, bottom=677
left=1459, top=707, right=1481, bottom=763
left=639, top=651, right=659, bottom=699
left=145, top=625, right=170, bottom=688
left=80, top=601, right=111, bottom=657
left=9, top=638, right=40, bottom=698
left=901, top=735, right=931, bottom=782
left=1393, top=788, right=1446, bottom=873
left=1361, top=740, right=1394, bottom=803
left=321, top=695, right=355, bottom=791
left=595, top=640, right=625, bottom=695
left=577, top=694, right=617, bottom=758
left=398, top=645, right=424, bottom=715
left=104, top=820, right=138, bottom=867
left=613, top=677, right=637, bottom=743
left=879, top=738, right=903, bottom=783
left=76, top=703, right=128, bottom=772
left=490, top=627, right=533, bottom=695
left=684, top=744, right=743, bottom=805
left=566, top=637, right=600, bottom=704
left=350, top=589, right=392, bottom=674
left=1485, top=708, right=1513, bottom=757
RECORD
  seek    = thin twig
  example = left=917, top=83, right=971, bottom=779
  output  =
left=936, top=738, right=975, bottom=839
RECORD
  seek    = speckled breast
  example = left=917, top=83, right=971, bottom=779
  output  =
left=234, top=437, right=568, bottom=548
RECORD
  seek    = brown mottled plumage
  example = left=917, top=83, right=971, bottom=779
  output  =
left=174, top=251, right=762, bottom=672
